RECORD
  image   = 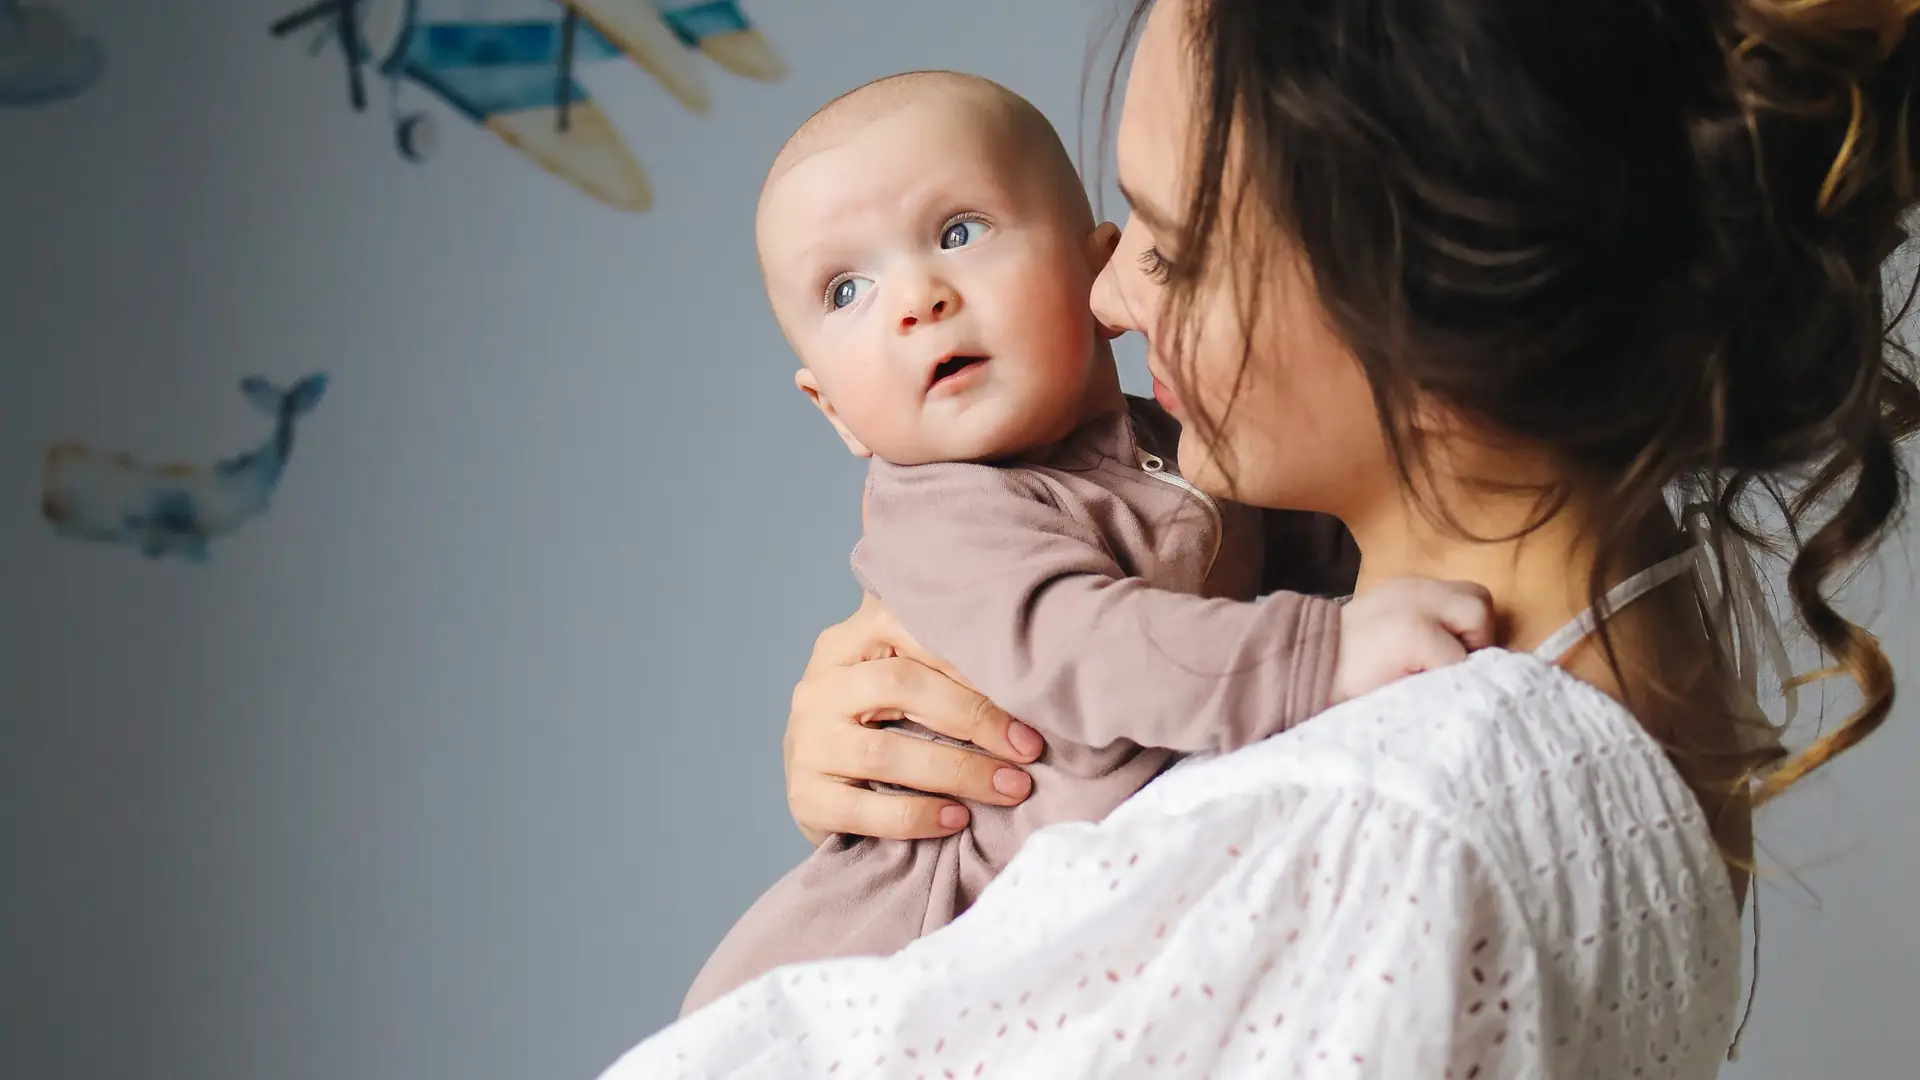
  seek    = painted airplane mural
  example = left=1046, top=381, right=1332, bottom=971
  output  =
left=41, top=374, right=331, bottom=563
left=0, top=0, right=105, bottom=106
left=270, top=0, right=784, bottom=211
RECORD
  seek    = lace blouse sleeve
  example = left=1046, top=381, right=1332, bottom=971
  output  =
left=603, top=776, right=1562, bottom=1079
left=1236, top=791, right=1547, bottom=1077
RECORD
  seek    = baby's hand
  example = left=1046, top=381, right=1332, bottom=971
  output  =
left=1331, top=578, right=1496, bottom=704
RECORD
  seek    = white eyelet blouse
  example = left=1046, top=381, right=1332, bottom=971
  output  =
left=597, top=640, right=1745, bottom=1079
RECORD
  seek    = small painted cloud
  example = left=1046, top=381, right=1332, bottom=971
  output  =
left=0, top=4, right=105, bottom=107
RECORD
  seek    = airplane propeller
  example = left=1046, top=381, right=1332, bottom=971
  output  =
left=558, top=5, right=579, bottom=132
left=269, top=0, right=367, bottom=111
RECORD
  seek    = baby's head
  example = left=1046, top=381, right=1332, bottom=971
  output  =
left=757, top=71, right=1120, bottom=465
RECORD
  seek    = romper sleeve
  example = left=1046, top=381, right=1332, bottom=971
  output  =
left=852, top=458, right=1342, bottom=754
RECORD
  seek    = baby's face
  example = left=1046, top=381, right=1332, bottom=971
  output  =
left=759, top=101, right=1108, bottom=464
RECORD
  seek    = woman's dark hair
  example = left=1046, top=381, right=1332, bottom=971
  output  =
left=1103, top=0, right=1920, bottom=807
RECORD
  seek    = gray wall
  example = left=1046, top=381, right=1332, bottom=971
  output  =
left=1, top=2, right=1912, bottom=1078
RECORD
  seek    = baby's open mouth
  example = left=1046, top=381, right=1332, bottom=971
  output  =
left=930, top=355, right=988, bottom=387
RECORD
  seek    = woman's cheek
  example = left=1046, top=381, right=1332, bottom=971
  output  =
left=1185, top=311, right=1248, bottom=417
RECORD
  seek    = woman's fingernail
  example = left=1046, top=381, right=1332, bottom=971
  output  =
left=1008, top=721, right=1043, bottom=759
left=939, top=804, right=970, bottom=830
left=993, top=768, right=1032, bottom=799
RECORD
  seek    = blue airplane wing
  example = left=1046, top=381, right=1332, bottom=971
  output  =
left=653, top=1, right=783, bottom=82
left=387, top=17, right=620, bottom=123
left=656, top=0, right=747, bottom=45
left=383, top=14, right=653, bottom=210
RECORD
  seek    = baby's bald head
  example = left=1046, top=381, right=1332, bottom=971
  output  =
left=759, top=71, right=1093, bottom=237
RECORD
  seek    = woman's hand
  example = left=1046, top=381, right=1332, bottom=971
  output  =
left=784, top=593, right=1046, bottom=846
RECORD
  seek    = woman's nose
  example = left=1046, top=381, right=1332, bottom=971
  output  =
left=1090, top=264, right=1134, bottom=340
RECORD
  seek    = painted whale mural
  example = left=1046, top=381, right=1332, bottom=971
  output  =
left=41, top=374, right=331, bottom=563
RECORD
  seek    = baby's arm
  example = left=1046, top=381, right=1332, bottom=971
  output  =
left=854, top=461, right=1341, bottom=755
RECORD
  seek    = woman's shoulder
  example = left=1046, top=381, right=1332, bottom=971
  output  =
left=1145, top=646, right=1743, bottom=954
left=1094, top=649, right=1746, bottom=1074
left=1163, top=648, right=1683, bottom=803
left=1242, top=648, right=1709, bottom=815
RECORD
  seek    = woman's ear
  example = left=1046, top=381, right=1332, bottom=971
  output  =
left=795, top=368, right=874, bottom=458
left=1086, top=221, right=1122, bottom=274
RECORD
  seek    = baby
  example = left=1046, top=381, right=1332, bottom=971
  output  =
left=681, top=71, right=1490, bottom=1015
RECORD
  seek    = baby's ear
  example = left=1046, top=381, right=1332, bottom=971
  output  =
left=794, top=368, right=873, bottom=458
left=1086, top=221, right=1122, bottom=274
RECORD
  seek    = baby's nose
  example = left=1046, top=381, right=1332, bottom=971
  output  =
left=899, top=278, right=960, bottom=330
left=900, top=296, right=951, bottom=329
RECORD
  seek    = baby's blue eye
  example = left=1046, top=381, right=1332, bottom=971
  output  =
left=830, top=277, right=872, bottom=310
left=941, top=219, right=988, bottom=250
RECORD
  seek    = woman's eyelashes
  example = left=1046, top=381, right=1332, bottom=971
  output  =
left=1138, top=246, right=1174, bottom=284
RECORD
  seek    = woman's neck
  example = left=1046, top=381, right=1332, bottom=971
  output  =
left=1348, top=490, right=1604, bottom=656
left=1341, top=459, right=1752, bottom=896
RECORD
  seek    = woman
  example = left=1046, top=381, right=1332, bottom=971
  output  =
left=607, top=0, right=1920, bottom=1074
